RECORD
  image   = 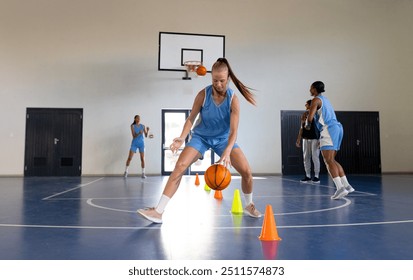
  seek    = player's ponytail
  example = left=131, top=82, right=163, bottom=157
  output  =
left=212, top=58, right=256, bottom=106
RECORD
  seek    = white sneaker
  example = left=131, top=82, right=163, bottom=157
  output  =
left=123, top=171, right=128, bottom=178
left=345, top=185, right=355, bottom=193
left=244, top=203, right=262, bottom=218
left=331, top=187, right=349, bottom=200
left=137, top=208, right=162, bottom=223
left=141, top=173, right=147, bottom=179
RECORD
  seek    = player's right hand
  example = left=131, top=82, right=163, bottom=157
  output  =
left=170, top=137, right=184, bottom=153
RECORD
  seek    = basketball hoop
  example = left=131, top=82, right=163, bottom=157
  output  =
left=183, top=60, right=202, bottom=80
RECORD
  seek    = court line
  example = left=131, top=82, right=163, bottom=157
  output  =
left=86, top=198, right=134, bottom=213
left=85, top=197, right=353, bottom=216
left=281, top=178, right=378, bottom=196
left=42, top=177, right=104, bottom=200
left=1, top=219, right=413, bottom=230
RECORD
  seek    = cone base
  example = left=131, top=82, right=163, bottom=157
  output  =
left=258, top=236, right=282, bottom=241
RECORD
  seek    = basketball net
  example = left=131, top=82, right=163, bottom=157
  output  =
left=183, top=60, right=202, bottom=80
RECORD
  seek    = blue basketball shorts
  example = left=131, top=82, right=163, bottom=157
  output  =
left=130, top=142, right=145, bottom=153
left=319, top=123, right=343, bottom=151
left=186, top=134, right=240, bottom=159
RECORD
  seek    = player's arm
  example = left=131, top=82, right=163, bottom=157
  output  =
left=131, top=125, right=138, bottom=138
left=217, top=94, right=240, bottom=167
left=143, top=125, right=149, bottom=137
left=170, top=89, right=205, bottom=152
left=296, top=114, right=305, bottom=147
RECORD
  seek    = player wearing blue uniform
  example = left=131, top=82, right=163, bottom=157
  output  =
left=306, top=81, right=355, bottom=199
left=137, top=58, right=262, bottom=223
left=124, top=115, right=149, bottom=178
left=187, top=84, right=240, bottom=156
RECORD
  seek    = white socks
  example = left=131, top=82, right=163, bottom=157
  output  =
left=244, top=192, right=253, bottom=206
left=155, top=195, right=170, bottom=214
left=332, top=177, right=344, bottom=190
left=341, top=176, right=350, bottom=187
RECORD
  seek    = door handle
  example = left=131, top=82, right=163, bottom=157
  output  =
left=54, top=138, right=60, bottom=145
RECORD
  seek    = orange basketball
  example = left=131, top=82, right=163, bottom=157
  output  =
left=196, top=65, right=207, bottom=76
left=204, top=164, right=231, bottom=191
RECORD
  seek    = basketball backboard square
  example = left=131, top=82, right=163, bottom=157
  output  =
left=158, top=32, right=225, bottom=73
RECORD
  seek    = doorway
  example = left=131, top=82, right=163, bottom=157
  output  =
left=24, top=108, right=83, bottom=176
left=161, top=109, right=215, bottom=175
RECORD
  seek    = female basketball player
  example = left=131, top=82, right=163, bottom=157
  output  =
left=137, top=58, right=262, bottom=223
left=305, top=81, right=355, bottom=199
left=124, top=115, right=149, bottom=178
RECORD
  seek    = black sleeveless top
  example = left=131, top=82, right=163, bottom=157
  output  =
left=302, top=119, right=319, bottom=140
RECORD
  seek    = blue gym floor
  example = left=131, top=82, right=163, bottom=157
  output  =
left=0, top=174, right=413, bottom=260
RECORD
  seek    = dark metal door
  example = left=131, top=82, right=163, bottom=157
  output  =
left=24, top=108, right=83, bottom=176
left=281, top=110, right=305, bottom=175
left=335, top=111, right=381, bottom=174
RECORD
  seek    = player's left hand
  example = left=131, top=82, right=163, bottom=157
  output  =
left=216, top=151, right=232, bottom=168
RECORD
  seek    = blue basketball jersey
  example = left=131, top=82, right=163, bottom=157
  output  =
left=313, top=95, right=343, bottom=150
left=192, top=85, right=234, bottom=138
left=313, top=95, right=340, bottom=131
left=132, top=124, right=144, bottom=144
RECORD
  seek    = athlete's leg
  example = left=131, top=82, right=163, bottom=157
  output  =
left=230, top=148, right=262, bottom=217
left=124, top=150, right=135, bottom=177
left=321, top=150, right=339, bottom=177
left=139, top=152, right=145, bottom=168
left=139, top=151, right=146, bottom=178
left=163, top=146, right=200, bottom=197
left=322, top=150, right=348, bottom=199
left=311, top=139, right=321, bottom=178
left=137, top=146, right=200, bottom=223
left=126, top=150, right=134, bottom=167
left=230, top=147, right=253, bottom=194
left=302, top=139, right=312, bottom=178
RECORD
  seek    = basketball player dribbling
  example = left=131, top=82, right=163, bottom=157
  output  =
left=137, top=58, right=262, bottom=223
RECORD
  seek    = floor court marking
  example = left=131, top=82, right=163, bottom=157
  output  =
left=42, top=177, right=104, bottom=200
left=280, top=177, right=377, bottom=196
left=1, top=219, right=413, bottom=230
left=1, top=176, right=406, bottom=231
left=85, top=196, right=353, bottom=216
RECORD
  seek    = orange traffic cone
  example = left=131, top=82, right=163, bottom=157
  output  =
left=195, top=173, right=200, bottom=186
left=258, top=204, right=281, bottom=241
left=214, top=190, right=223, bottom=200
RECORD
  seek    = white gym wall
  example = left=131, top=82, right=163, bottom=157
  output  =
left=0, top=0, right=412, bottom=175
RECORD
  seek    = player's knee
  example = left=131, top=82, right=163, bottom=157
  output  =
left=324, top=158, right=335, bottom=167
left=174, top=160, right=189, bottom=172
left=239, top=167, right=253, bottom=181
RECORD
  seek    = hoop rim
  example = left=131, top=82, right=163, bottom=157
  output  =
left=183, top=60, right=202, bottom=66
